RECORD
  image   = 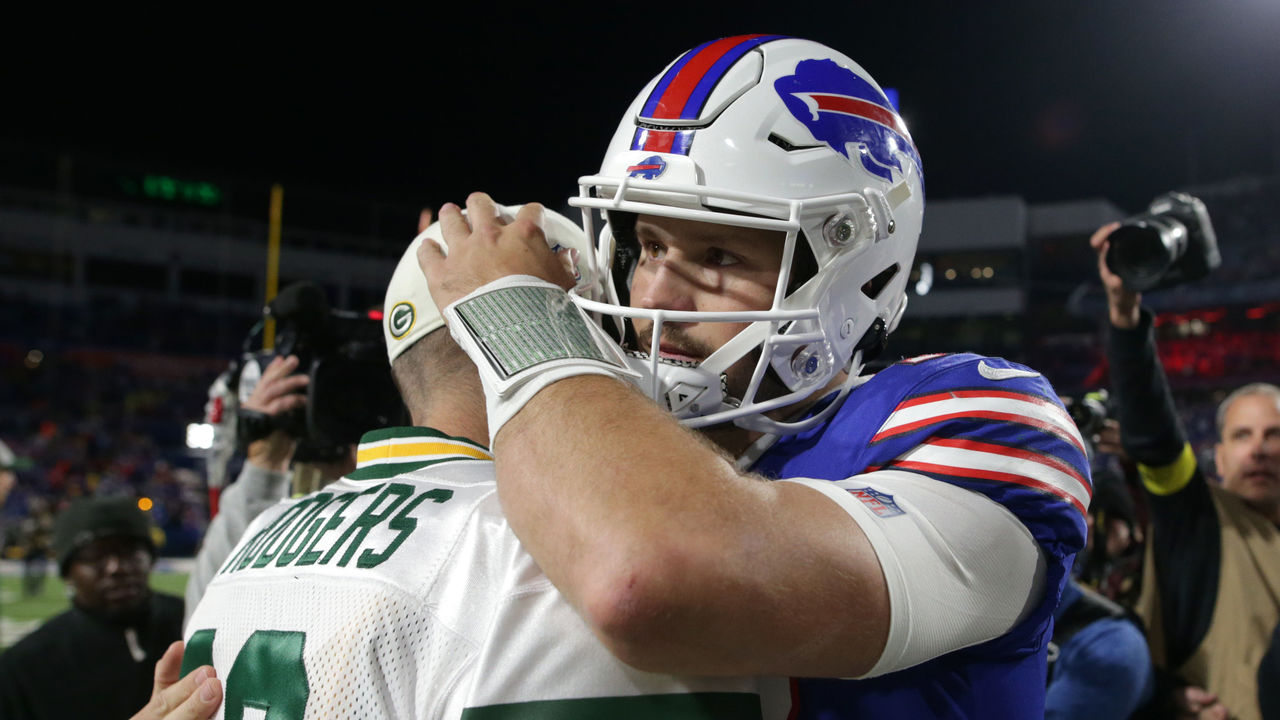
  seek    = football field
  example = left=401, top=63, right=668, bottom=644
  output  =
left=0, top=560, right=190, bottom=651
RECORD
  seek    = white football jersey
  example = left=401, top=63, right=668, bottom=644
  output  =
left=185, top=427, right=789, bottom=719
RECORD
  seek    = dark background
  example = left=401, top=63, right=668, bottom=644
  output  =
left=4, top=0, right=1279, bottom=217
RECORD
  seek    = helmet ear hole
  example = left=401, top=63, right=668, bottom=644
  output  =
left=861, top=264, right=900, bottom=300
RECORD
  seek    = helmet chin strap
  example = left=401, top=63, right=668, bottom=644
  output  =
left=740, top=348, right=867, bottom=433
left=733, top=351, right=871, bottom=468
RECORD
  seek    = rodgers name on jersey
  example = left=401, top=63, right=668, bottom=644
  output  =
left=219, top=481, right=454, bottom=574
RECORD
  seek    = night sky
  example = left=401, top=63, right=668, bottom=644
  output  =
left=5, top=1, right=1279, bottom=216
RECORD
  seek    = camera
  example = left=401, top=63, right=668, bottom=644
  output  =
left=1062, top=390, right=1110, bottom=441
left=1104, top=191, right=1221, bottom=292
left=234, top=282, right=405, bottom=462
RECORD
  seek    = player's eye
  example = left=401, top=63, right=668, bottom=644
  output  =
left=706, top=248, right=740, bottom=267
left=642, top=241, right=666, bottom=261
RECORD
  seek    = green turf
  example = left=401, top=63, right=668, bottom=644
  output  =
left=0, top=572, right=188, bottom=650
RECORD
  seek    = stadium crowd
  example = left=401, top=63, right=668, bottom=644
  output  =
left=0, top=344, right=218, bottom=563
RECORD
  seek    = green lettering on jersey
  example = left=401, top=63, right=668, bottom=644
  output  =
left=296, top=490, right=367, bottom=566
left=225, top=630, right=309, bottom=720
left=181, top=629, right=311, bottom=719
left=227, top=498, right=314, bottom=573
left=222, top=507, right=291, bottom=574
left=323, top=483, right=414, bottom=567
left=274, top=492, right=336, bottom=567
left=180, top=628, right=216, bottom=677
left=356, top=487, right=453, bottom=568
left=252, top=495, right=326, bottom=568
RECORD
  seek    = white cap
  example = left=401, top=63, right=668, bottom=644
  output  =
left=382, top=204, right=594, bottom=364
left=0, top=438, right=27, bottom=471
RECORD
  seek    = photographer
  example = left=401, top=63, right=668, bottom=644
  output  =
left=185, top=259, right=409, bottom=622
left=1092, top=218, right=1280, bottom=720
left=182, top=354, right=357, bottom=623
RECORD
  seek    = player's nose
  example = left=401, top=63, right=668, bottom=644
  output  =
left=632, top=263, right=697, bottom=313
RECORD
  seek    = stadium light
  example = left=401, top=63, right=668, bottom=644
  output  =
left=915, top=262, right=934, bottom=296
left=186, top=423, right=215, bottom=450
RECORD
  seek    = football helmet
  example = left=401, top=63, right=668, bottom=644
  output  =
left=569, top=35, right=925, bottom=434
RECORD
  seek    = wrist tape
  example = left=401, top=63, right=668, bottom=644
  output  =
left=444, top=275, right=636, bottom=444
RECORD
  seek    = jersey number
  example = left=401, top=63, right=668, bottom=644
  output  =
left=183, top=629, right=310, bottom=719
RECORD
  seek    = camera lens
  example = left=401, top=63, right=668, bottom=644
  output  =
left=1104, top=216, right=1188, bottom=292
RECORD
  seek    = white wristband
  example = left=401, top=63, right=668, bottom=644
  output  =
left=443, top=275, right=637, bottom=444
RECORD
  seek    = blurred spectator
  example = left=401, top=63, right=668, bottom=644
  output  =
left=1093, top=223, right=1280, bottom=720
left=0, top=439, right=17, bottom=509
left=20, top=497, right=52, bottom=598
left=1047, top=427, right=1155, bottom=720
left=1076, top=464, right=1146, bottom=609
left=0, top=440, right=22, bottom=552
left=1046, top=579, right=1155, bottom=720
left=0, top=496, right=184, bottom=719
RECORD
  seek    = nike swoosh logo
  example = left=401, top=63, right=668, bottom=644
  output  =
left=977, top=360, right=1041, bottom=381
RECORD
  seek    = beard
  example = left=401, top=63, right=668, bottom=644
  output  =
left=631, top=320, right=792, bottom=418
left=632, top=321, right=717, bottom=361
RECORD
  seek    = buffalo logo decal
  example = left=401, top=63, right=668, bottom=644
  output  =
left=775, top=59, right=922, bottom=184
left=627, top=155, right=668, bottom=180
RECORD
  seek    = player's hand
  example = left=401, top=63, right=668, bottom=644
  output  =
left=1093, top=418, right=1127, bottom=459
left=243, top=354, right=308, bottom=471
left=418, top=192, right=576, bottom=316
left=1172, top=685, right=1229, bottom=720
left=1089, top=222, right=1142, bottom=329
left=130, top=641, right=223, bottom=720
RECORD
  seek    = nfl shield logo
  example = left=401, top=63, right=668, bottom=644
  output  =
left=848, top=487, right=906, bottom=518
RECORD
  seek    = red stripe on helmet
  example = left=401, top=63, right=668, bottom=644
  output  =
left=805, top=93, right=911, bottom=139
left=651, top=34, right=768, bottom=120
left=642, top=130, right=677, bottom=153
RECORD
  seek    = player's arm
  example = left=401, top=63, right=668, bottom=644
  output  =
left=420, top=193, right=1046, bottom=678
left=496, top=372, right=889, bottom=677
left=504, top=378, right=1046, bottom=678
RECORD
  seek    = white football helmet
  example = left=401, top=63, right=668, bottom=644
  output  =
left=569, top=35, right=925, bottom=434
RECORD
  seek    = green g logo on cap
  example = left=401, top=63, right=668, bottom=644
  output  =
left=389, top=302, right=415, bottom=339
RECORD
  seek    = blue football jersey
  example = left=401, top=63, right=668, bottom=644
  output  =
left=752, top=353, right=1089, bottom=719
